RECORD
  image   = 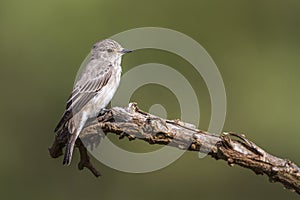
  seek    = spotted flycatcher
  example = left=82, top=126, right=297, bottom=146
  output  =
left=54, top=39, right=132, bottom=165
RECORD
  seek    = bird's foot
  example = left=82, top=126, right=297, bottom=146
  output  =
left=98, top=108, right=110, bottom=116
left=97, top=108, right=113, bottom=122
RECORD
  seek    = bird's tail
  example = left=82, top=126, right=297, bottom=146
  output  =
left=63, top=132, right=78, bottom=165
left=62, top=114, right=87, bottom=165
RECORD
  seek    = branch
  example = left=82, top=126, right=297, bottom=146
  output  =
left=49, top=103, right=300, bottom=194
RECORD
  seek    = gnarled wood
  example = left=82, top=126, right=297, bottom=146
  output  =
left=49, top=103, right=300, bottom=194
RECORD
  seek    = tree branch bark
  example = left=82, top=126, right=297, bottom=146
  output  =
left=49, top=103, right=300, bottom=194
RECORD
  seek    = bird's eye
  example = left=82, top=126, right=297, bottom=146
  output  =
left=93, top=45, right=97, bottom=49
left=107, top=49, right=113, bottom=52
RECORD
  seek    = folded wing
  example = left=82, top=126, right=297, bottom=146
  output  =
left=54, top=62, right=113, bottom=132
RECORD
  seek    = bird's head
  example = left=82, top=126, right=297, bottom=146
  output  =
left=91, top=39, right=132, bottom=61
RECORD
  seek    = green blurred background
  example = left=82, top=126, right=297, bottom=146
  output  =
left=1, top=0, right=300, bottom=199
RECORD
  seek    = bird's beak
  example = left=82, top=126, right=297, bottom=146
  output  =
left=120, top=49, right=133, bottom=54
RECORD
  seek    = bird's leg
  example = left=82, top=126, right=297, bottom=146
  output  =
left=97, top=108, right=114, bottom=122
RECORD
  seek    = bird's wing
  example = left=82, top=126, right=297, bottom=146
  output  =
left=54, top=62, right=113, bottom=132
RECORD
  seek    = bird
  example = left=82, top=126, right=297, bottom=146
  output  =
left=54, top=39, right=132, bottom=165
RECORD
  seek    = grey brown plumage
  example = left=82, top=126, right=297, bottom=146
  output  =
left=54, top=67, right=112, bottom=133
left=54, top=39, right=131, bottom=165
